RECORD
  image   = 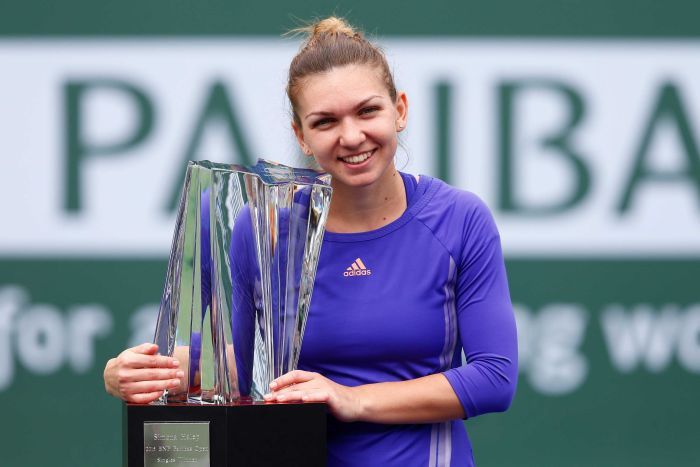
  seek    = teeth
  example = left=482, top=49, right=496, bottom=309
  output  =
left=341, top=151, right=373, bottom=164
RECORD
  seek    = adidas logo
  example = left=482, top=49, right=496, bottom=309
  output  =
left=343, top=258, right=372, bottom=277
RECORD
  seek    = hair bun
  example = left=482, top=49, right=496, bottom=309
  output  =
left=287, top=16, right=361, bottom=43
left=311, top=16, right=358, bottom=39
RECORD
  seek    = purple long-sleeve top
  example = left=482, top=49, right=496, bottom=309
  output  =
left=229, top=173, right=517, bottom=466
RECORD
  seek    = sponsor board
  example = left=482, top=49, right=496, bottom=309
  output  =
left=1, top=40, right=699, bottom=256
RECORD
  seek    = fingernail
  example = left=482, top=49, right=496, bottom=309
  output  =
left=176, top=371, right=184, bottom=378
left=172, top=379, right=180, bottom=386
left=172, top=359, right=180, bottom=367
left=263, top=393, right=272, bottom=400
left=269, top=381, right=277, bottom=389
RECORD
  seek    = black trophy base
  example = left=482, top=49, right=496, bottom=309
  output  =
left=123, top=401, right=327, bottom=467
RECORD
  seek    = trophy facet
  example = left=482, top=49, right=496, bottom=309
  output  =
left=153, top=159, right=332, bottom=403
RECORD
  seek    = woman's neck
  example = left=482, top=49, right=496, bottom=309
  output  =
left=326, top=167, right=406, bottom=233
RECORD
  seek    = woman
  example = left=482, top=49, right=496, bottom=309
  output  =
left=104, top=17, right=517, bottom=466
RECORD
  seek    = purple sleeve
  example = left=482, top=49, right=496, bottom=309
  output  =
left=442, top=199, right=518, bottom=418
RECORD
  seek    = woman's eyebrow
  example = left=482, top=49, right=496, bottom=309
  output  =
left=304, top=95, right=382, bottom=120
left=353, top=95, right=382, bottom=109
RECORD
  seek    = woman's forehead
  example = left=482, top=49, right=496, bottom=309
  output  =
left=296, top=64, right=389, bottom=110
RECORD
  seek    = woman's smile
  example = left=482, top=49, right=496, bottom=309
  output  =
left=338, top=148, right=376, bottom=166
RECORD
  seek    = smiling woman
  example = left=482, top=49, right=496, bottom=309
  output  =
left=268, top=18, right=518, bottom=466
left=291, top=63, right=408, bottom=233
left=103, top=16, right=518, bottom=467
left=287, top=18, right=409, bottom=234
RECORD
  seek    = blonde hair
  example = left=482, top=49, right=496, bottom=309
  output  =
left=286, top=17, right=397, bottom=126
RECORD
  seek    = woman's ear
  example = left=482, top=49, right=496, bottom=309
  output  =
left=395, top=91, right=408, bottom=132
left=292, top=122, right=312, bottom=156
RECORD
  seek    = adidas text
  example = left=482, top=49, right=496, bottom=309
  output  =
left=343, top=269, right=372, bottom=277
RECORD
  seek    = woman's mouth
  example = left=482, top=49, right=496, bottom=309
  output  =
left=338, top=149, right=375, bottom=165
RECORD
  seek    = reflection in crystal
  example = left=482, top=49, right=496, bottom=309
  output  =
left=153, top=160, right=332, bottom=403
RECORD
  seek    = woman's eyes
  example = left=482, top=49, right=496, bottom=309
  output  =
left=311, top=107, right=380, bottom=128
left=359, top=106, right=380, bottom=116
left=312, top=118, right=335, bottom=128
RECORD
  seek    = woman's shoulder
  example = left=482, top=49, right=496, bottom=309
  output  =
left=418, top=176, right=496, bottom=225
left=414, top=176, right=501, bottom=256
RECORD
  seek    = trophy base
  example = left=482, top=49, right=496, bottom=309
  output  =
left=123, top=401, right=327, bottom=467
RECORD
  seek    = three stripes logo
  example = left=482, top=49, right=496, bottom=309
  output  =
left=344, top=258, right=372, bottom=277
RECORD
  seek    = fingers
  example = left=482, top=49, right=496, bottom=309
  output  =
left=264, top=388, right=330, bottom=403
left=119, top=351, right=180, bottom=370
left=276, top=390, right=304, bottom=402
left=124, top=379, right=182, bottom=396
left=265, top=371, right=327, bottom=403
left=264, top=389, right=305, bottom=403
left=271, top=379, right=317, bottom=395
left=269, top=370, right=315, bottom=390
left=264, top=374, right=330, bottom=403
left=127, top=391, right=165, bottom=404
left=118, top=367, right=184, bottom=383
left=104, top=343, right=184, bottom=402
left=300, top=391, right=330, bottom=403
left=119, top=343, right=180, bottom=369
left=131, top=342, right=159, bottom=355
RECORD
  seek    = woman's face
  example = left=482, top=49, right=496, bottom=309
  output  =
left=292, top=64, right=407, bottom=189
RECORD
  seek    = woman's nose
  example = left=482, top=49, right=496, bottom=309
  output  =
left=338, top=120, right=366, bottom=147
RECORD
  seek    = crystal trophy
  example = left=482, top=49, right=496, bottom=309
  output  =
left=124, top=159, right=331, bottom=467
left=154, top=159, right=332, bottom=403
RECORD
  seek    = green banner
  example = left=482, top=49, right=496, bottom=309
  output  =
left=2, top=0, right=700, bottom=36
left=1, top=259, right=698, bottom=465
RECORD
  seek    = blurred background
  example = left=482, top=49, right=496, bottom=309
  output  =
left=1, top=1, right=699, bottom=465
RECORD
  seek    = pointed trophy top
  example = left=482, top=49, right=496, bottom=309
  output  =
left=191, top=159, right=332, bottom=187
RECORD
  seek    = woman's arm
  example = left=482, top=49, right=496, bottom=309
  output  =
left=264, top=370, right=463, bottom=423
left=266, top=195, right=517, bottom=424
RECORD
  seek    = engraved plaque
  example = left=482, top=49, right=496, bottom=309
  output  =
left=144, top=422, right=210, bottom=467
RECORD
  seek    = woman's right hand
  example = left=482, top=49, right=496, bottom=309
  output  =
left=103, top=342, right=183, bottom=404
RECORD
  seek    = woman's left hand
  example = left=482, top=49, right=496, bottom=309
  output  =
left=264, top=370, right=362, bottom=422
